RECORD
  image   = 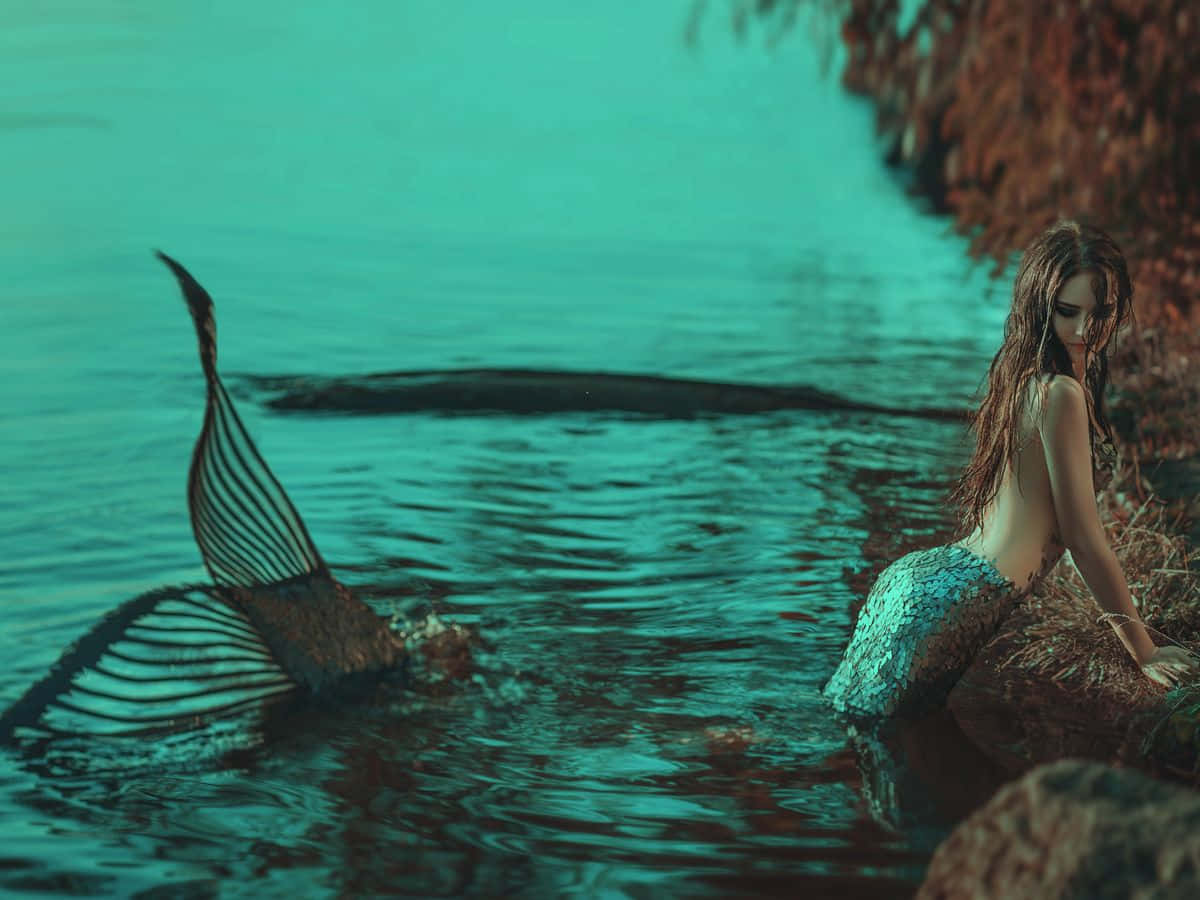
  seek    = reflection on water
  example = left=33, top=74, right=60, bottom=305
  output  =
left=843, top=708, right=1013, bottom=853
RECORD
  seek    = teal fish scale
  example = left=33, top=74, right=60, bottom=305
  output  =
left=823, top=544, right=1025, bottom=721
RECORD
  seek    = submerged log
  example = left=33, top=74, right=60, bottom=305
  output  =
left=239, top=369, right=965, bottom=419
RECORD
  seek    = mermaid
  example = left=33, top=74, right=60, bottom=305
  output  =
left=823, top=220, right=1200, bottom=723
left=0, top=254, right=408, bottom=742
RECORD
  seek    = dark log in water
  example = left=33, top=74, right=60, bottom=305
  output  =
left=240, top=369, right=966, bottom=420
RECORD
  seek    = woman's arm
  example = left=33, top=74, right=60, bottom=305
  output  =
left=1039, top=376, right=1157, bottom=665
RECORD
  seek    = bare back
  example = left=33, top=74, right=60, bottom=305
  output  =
left=955, top=375, right=1094, bottom=591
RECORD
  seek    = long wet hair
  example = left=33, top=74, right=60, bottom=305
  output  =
left=949, top=220, right=1134, bottom=540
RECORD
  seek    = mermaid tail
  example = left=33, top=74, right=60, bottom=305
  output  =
left=0, top=255, right=402, bottom=744
left=823, top=543, right=1024, bottom=721
left=158, top=250, right=328, bottom=587
left=0, top=586, right=294, bottom=740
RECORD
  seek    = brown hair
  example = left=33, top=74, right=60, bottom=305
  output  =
left=948, top=220, right=1134, bottom=539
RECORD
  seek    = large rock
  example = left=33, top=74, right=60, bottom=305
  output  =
left=944, top=601, right=1200, bottom=780
left=945, top=605, right=1156, bottom=773
left=917, top=759, right=1200, bottom=899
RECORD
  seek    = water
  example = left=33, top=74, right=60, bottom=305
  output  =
left=0, top=2, right=1013, bottom=896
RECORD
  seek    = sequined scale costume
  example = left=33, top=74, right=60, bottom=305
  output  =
left=823, top=544, right=1027, bottom=721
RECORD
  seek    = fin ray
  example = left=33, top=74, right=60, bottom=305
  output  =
left=155, top=251, right=329, bottom=588
left=0, top=587, right=298, bottom=742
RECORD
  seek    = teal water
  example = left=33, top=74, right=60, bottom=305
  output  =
left=0, top=3, right=1013, bottom=896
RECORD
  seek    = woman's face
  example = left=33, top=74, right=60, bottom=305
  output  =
left=1052, top=270, right=1113, bottom=370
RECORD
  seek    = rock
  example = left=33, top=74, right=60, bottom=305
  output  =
left=945, top=604, right=1161, bottom=774
left=947, top=606, right=1200, bottom=784
left=917, top=759, right=1200, bottom=899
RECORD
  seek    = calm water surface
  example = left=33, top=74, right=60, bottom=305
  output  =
left=1, top=2, right=1011, bottom=896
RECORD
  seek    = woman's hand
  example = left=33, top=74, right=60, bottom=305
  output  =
left=1141, top=645, right=1200, bottom=688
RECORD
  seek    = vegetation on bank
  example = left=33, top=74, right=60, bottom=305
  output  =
left=718, top=0, right=1200, bottom=329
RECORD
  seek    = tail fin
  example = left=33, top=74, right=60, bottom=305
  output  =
left=0, top=586, right=296, bottom=743
left=155, top=252, right=329, bottom=587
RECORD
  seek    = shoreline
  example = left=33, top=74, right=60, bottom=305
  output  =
left=811, top=0, right=1200, bottom=779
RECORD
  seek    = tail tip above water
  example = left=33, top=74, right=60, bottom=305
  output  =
left=153, top=249, right=217, bottom=373
left=153, top=249, right=200, bottom=292
left=153, top=249, right=189, bottom=280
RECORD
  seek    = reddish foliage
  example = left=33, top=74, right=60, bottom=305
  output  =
left=745, top=0, right=1200, bottom=328
left=850, top=0, right=1200, bottom=327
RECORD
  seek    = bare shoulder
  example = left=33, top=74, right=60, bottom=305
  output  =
left=1041, top=373, right=1086, bottom=408
left=1036, top=374, right=1089, bottom=443
left=1028, top=373, right=1083, bottom=410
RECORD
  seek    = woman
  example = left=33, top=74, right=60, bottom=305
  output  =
left=823, top=220, right=1199, bottom=722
